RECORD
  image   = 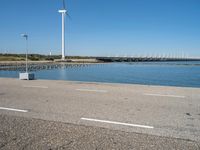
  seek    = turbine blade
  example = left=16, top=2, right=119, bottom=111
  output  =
left=67, top=13, right=72, bottom=20
left=63, top=0, right=66, bottom=10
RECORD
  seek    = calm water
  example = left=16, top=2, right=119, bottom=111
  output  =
left=1, top=61, right=200, bottom=88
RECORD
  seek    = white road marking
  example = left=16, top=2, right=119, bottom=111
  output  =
left=81, top=118, right=154, bottom=129
left=76, top=89, right=107, bottom=93
left=23, top=85, right=48, bottom=89
left=0, top=107, right=28, bottom=113
left=144, top=93, right=185, bottom=98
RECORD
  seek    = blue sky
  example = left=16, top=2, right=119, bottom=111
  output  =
left=0, top=0, right=200, bottom=57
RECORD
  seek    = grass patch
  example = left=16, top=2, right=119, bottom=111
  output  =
left=0, top=56, right=25, bottom=61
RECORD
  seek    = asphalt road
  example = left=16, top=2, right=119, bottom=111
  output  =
left=0, top=78, right=200, bottom=149
left=0, top=114, right=199, bottom=150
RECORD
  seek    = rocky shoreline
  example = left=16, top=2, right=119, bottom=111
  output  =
left=0, top=60, right=103, bottom=71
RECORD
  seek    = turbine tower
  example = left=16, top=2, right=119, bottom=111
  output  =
left=58, top=0, right=67, bottom=60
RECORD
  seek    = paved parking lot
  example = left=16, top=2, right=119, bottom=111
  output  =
left=0, top=78, right=200, bottom=149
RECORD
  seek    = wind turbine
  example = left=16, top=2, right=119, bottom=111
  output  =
left=58, top=0, right=69, bottom=60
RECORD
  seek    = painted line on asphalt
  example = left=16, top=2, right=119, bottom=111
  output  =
left=76, top=89, right=107, bottom=93
left=0, top=107, right=28, bottom=113
left=81, top=118, right=154, bottom=129
left=144, top=93, right=185, bottom=98
left=23, top=85, right=48, bottom=89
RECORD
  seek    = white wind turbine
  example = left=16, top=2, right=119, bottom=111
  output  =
left=58, top=0, right=70, bottom=60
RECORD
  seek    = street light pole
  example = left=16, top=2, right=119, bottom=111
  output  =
left=19, top=34, right=34, bottom=80
left=21, top=34, right=28, bottom=73
left=25, top=36, right=28, bottom=73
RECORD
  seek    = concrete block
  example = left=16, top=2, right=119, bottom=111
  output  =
left=19, top=72, right=35, bottom=80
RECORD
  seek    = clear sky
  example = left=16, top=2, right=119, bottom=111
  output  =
left=0, top=0, right=200, bottom=57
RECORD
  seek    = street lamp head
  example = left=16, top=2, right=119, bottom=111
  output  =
left=21, top=34, right=28, bottom=40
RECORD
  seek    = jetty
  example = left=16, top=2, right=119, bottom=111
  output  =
left=0, top=61, right=102, bottom=71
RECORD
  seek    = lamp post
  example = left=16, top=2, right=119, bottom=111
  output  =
left=19, top=34, right=34, bottom=80
left=21, top=34, right=28, bottom=72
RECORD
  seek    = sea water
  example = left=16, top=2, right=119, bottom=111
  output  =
left=0, top=61, right=200, bottom=88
